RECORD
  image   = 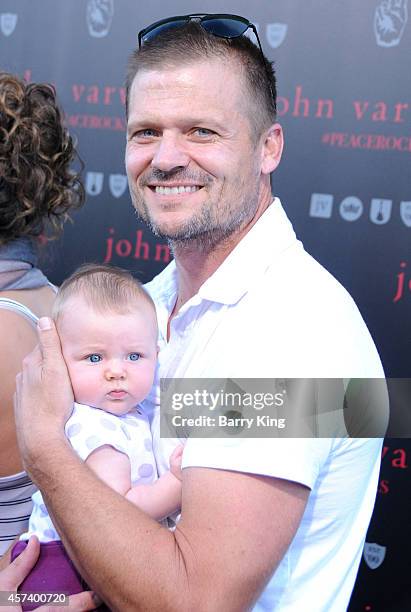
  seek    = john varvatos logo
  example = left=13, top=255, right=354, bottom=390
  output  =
left=393, top=261, right=411, bottom=302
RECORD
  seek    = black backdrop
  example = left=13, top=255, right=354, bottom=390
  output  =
left=1, top=1, right=410, bottom=609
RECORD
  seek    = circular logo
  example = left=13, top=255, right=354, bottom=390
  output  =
left=339, top=197, right=363, bottom=222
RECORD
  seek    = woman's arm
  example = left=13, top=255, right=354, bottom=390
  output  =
left=0, top=310, right=37, bottom=477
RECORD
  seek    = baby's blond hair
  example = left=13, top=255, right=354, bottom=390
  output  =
left=52, top=263, right=155, bottom=323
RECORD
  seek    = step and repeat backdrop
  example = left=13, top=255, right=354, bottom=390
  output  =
left=1, top=1, right=410, bottom=609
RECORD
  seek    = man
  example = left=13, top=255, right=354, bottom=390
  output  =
left=10, top=15, right=386, bottom=611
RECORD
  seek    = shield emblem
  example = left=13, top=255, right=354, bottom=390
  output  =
left=400, top=201, right=411, bottom=227
left=1, top=13, right=18, bottom=36
left=86, top=0, right=114, bottom=38
left=374, top=0, right=408, bottom=48
left=363, top=542, right=386, bottom=570
left=85, top=172, right=104, bottom=196
left=370, top=199, right=392, bottom=224
left=109, top=174, right=128, bottom=198
left=266, top=23, right=288, bottom=49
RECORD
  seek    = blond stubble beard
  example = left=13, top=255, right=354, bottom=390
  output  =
left=132, top=172, right=261, bottom=252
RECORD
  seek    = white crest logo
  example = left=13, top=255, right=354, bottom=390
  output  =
left=363, top=542, right=386, bottom=569
left=109, top=174, right=127, bottom=198
left=0, top=13, right=18, bottom=37
left=370, top=199, right=392, bottom=224
left=86, top=172, right=104, bottom=196
left=266, top=23, right=288, bottom=49
left=309, top=193, right=334, bottom=219
left=86, top=0, right=114, bottom=38
left=400, top=201, right=411, bottom=227
left=374, top=0, right=408, bottom=47
left=339, top=196, right=364, bottom=222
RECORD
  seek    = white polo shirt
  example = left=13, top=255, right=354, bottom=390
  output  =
left=144, top=198, right=385, bottom=611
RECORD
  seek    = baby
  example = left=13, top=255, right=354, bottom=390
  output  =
left=12, top=264, right=182, bottom=609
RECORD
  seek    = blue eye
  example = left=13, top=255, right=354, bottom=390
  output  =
left=87, top=354, right=102, bottom=363
left=133, top=128, right=158, bottom=139
left=194, top=127, right=214, bottom=137
left=128, top=352, right=141, bottom=361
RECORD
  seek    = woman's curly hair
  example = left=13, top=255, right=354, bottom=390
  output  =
left=0, top=72, right=85, bottom=245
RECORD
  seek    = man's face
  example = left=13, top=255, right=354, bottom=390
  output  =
left=125, top=58, right=266, bottom=246
left=58, top=296, right=158, bottom=415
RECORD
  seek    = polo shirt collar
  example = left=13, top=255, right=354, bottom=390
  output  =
left=198, top=198, right=297, bottom=305
left=150, top=197, right=298, bottom=313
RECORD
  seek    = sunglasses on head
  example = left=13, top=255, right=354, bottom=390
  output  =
left=138, top=13, right=260, bottom=47
left=138, top=13, right=273, bottom=100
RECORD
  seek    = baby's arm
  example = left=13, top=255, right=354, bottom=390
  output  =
left=85, top=445, right=183, bottom=521
left=126, top=445, right=183, bottom=521
left=86, top=445, right=132, bottom=495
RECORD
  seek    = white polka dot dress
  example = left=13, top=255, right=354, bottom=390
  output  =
left=20, top=403, right=157, bottom=543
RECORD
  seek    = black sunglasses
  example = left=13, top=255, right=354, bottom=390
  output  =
left=138, top=13, right=273, bottom=101
left=139, top=13, right=261, bottom=50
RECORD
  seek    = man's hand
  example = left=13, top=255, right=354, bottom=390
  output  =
left=14, top=317, right=74, bottom=477
left=0, top=537, right=98, bottom=612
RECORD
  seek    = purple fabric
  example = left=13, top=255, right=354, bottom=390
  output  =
left=11, top=540, right=85, bottom=611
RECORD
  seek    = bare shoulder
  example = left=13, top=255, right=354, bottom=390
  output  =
left=0, top=286, right=56, bottom=317
left=0, top=309, right=38, bottom=359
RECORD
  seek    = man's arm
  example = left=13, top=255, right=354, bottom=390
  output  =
left=32, top=442, right=308, bottom=611
left=15, top=319, right=309, bottom=611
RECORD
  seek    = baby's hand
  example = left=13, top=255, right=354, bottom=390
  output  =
left=169, top=444, right=184, bottom=481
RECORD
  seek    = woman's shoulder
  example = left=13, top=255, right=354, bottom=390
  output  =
left=0, top=285, right=56, bottom=319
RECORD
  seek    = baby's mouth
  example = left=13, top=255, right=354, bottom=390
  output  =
left=108, top=390, right=128, bottom=399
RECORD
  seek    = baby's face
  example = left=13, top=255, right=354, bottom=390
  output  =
left=57, top=296, right=158, bottom=415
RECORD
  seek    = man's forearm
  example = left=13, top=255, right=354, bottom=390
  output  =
left=25, top=434, right=310, bottom=612
left=29, top=439, right=188, bottom=611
